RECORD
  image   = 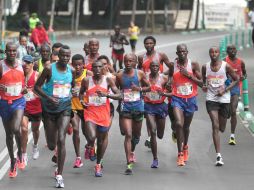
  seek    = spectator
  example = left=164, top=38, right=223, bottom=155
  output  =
left=21, top=12, right=30, bottom=34
left=29, top=13, right=40, bottom=32
left=16, top=35, right=35, bottom=61
left=30, top=21, right=50, bottom=50
left=128, top=21, right=140, bottom=53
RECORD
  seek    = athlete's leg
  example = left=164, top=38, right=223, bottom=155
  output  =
left=71, top=112, right=81, bottom=157
left=230, top=95, right=239, bottom=134
left=31, top=120, right=41, bottom=146
left=96, top=129, right=109, bottom=164
left=131, top=119, right=142, bottom=152
left=21, top=116, right=29, bottom=154
left=84, top=121, right=97, bottom=147
left=173, top=107, right=185, bottom=153
left=208, top=110, right=221, bottom=153
left=146, top=114, right=157, bottom=159
left=43, top=116, right=57, bottom=151
left=122, top=118, right=133, bottom=164
left=183, top=114, right=194, bottom=146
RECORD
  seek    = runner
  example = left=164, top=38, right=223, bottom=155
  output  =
left=83, top=42, right=89, bottom=56
left=52, top=42, right=63, bottom=53
left=79, top=60, right=121, bottom=177
left=110, top=25, right=129, bottom=71
left=37, top=44, right=51, bottom=74
left=0, top=42, right=26, bottom=177
left=138, top=35, right=171, bottom=149
left=128, top=21, right=140, bottom=53
left=224, top=44, right=247, bottom=145
left=202, top=46, right=238, bottom=166
left=34, top=45, right=75, bottom=188
left=21, top=55, right=42, bottom=165
left=169, top=44, right=202, bottom=166
left=144, top=61, right=170, bottom=168
left=84, top=38, right=99, bottom=71
left=71, top=54, right=92, bottom=168
left=116, top=53, right=150, bottom=175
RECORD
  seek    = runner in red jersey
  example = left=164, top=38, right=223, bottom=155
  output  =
left=21, top=55, right=42, bottom=166
left=224, top=44, right=247, bottom=145
left=0, top=42, right=26, bottom=177
left=169, top=44, right=202, bottom=166
left=138, top=35, right=171, bottom=148
left=84, top=38, right=99, bottom=71
left=79, top=60, right=121, bottom=177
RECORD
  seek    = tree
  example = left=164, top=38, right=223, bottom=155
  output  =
left=173, top=0, right=182, bottom=29
left=17, top=0, right=29, bottom=13
left=186, top=0, right=194, bottom=30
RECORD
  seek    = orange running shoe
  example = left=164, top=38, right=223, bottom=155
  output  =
left=177, top=152, right=185, bottom=166
left=17, top=157, right=26, bottom=170
left=9, top=161, right=17, bottom=178
left=183, top=145, right=189, bottom=162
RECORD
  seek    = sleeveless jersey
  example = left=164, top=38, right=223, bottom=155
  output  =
left=144, top=73, right=166, bottom=104
left=206, top=61, right=230, bottom=103
left=24, top=71, right=42, bottom=114
left=72, top=69, right=87, bottom=110
left=172, top=59, right=197, bottom=98
left=0, top=60, right=24, bottom=103
left=225, top=56, right=242, bottom=78
left=142, top=52, right=163, bottom=74
left=84, top=76, right=110, bottom=127
left=84, top=54, right=99, bottom=71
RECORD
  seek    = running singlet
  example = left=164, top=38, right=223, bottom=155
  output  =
left=172, top=58, right=198, bottom=98
left=0, top=60, right=24, bottom=103
left=24, top=71, right=42, bottom=114
left=111, top=33, right=126, bottom=54
left=142, top=52, right=163, bottom=74
left=225, top=56, right=242, bottom=85
left=72, top=69, right=87, bottom=110
left=206, top=61, right=230, bottom=103
left=121, top=69, right=144, bottom=112
left=84, top=54, right=99, bottom=71
left=144, top=73, right=166, bottom=104
left=42, top=63, right=72, bottom=113
left=84, top=76, right=110, bottom=127
left=129, top=26, right=139, bottom=40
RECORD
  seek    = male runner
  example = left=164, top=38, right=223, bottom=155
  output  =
left=79, top=60, right=121, bottom=177
left=202, top=46, right=238, bottom=166
left=0, top=42, right=26, bottom=177
left=116, top=53, right=150, bottom=175
left=21, top=55, right=42, bottom=166
left=224, top=44, right=247, bottom=145
left=37, top=44, right=51, bottom=74
left=110, top=25, right=129, bottom=71
left=169, top=44, right=202, bottom=166
left=34, top=45, right=75, bottom=188
left=84, top=38, right=99, bottom=71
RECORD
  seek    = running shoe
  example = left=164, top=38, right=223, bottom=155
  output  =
left=73, top=157, right=83, bottom=168
left=124, top=163, right=133, bottom=175
left=84, top=145, right=90, bottom=160
left=17, top=157, right=26, bottom=170
left=32, top=145, right=39, bottom=160
left=52, top=155, right=57, bottom=164
left=129, top=152, right=136, bottom=163
left=228, top=137, right=236, bottom=145
left=94, top=164, right=103, bottom=177
left=183, top=145, right=189, bottom=162
left=215, top=156, right=224, bottom=166
left=9, top=160, right=17, bottom=178
left=90, top=146, right=96, bottom=161
left=67, top=125, right=73, bottom=135
left=23, top=153, right=28, bottom=166
left=172, top=131, right=177, bottom=143
left=151, top=159, right=159, bottom=168
left=144, top=138, right=151, bottom=148
left=55, top=175, right=64, bottom=188
left=177, top=152, right=185, bottom=166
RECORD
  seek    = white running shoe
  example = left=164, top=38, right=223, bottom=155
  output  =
left=215, top=156, right=224, bottom=166
left=32, top=145, right=39, bottom=160
left=55, top=175, right=64, bottom=188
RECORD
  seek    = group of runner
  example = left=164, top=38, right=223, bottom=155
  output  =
left=0, top=28, right=247, bottom=188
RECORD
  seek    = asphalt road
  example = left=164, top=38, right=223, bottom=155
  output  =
left=0, top=31, right=254, bottom=190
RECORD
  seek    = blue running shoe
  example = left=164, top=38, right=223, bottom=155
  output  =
left=151, top=159, right=159, bottom=168
left=94, top=164, right=102, bottom=177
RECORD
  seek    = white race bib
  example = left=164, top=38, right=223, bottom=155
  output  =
left=53, top=83, right=71, bottom=98
left=123, top=89, right=140, bottom=102
left=146, top=91, right=161, bottom=101
left=5, top=83, right=22, bottom=96
left=24, top=89, right=36, bottom=101
left=88, top=94, right=106, bottom=106
left=113, top=43, right=123, bottom=50
left=209, top=78, right=224, bottom=88
left=177, top=83, right=193, bottom=96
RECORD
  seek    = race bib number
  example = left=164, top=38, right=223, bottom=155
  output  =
left=53, top=83, right=71, bottom=98
left=177, top=84, right=193, bottom=96
left=24, top=89, right=36, bottom=101
left=209, top=78, right=224, bottom=88
left=113, top=43, right=123, bottom=50
left=146, top=91, right=161, bottom=101
left=88, top=94, right=106, bottom=106
left=5, top=83, right=22, bottom=96
left=123, top=89, right=140, bottom=102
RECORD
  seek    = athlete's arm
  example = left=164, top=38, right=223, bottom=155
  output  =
left=139, top=70, right=151, bottom=92
left=122, top=35, right=129, bottom=45
left=86, top=70, right=93, bottom=77
left=71, top=67, right=76, bottom=88
left=190, top=61, right=203, bottom=88
left=201, top=64, right=208, bottom=92
left=241, top=60, right=247, bottom=80
left=225, top=64, right=239, bottom=92
left=98, top=77, right=122, bottom=100
left=109, top=35, right=113, bottom=48
left=160, top=53, right=171, bottom=68
left=137, top=55, right=143, bottom=70
left=159, top=75, right=172, bottom=97
left=79, top=78, right=89, bottom=107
